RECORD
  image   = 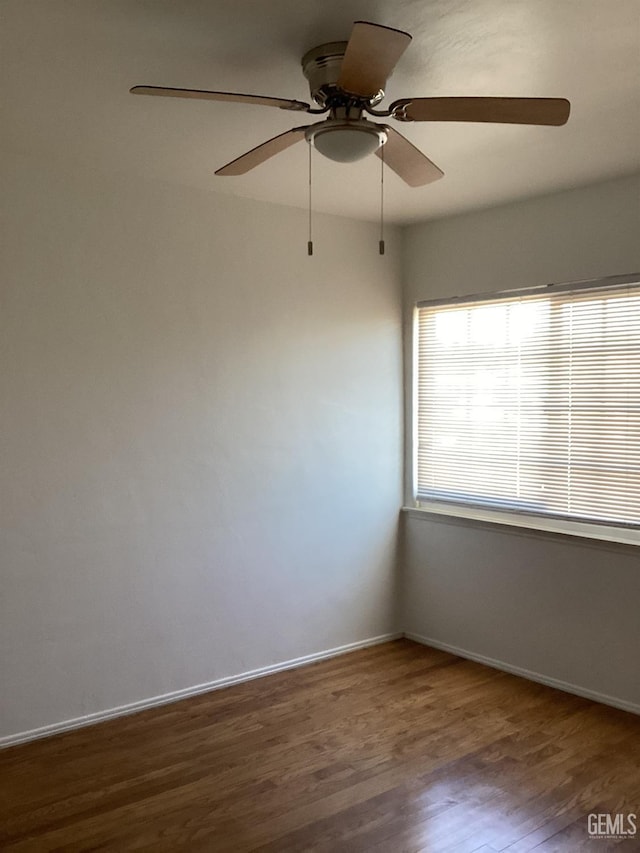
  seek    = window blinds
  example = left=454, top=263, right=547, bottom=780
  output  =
left=416, top=276, right=640, bottom=527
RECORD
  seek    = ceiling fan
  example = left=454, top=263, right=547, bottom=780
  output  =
left=131, top=20, right=570, bottom=187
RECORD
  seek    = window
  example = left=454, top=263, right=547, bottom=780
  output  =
left=414, top=274, right=640, bottom=532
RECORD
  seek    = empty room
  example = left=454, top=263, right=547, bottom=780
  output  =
left=1, top=1, right=639, bottom=850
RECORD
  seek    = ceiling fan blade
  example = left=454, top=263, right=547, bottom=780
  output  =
left=130, top=86, right=311, bottom=112
left=390, top=96, right=571, bottom=126
left=338, top=21, right=412, bottom=98
left=377, top=126, right=444, bottom=187
left=215, top=127, right=310, bottom=176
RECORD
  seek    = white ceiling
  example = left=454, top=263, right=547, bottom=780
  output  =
left=2, top=0, right=639, bottom=224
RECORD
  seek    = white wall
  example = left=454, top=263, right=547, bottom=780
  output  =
left=402, top=174, right=640, bottom=710
left=3, top=159, right=637, bottom=743
left=0, top=153, right=403, bottom=740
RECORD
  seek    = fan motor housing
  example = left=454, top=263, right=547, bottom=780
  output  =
left=301, top=41, right=384, bottom=108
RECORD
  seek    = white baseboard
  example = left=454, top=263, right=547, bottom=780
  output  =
left=404, top=632, right=640, bottom=716
left=0, top=632, right=402, bottom=749
left=7, top=629, right=633, bottom=749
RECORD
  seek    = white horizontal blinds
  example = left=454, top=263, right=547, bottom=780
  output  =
left=416, top=280, right=640, bottom=526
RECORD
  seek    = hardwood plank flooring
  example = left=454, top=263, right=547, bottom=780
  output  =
left=1, top=639, right=638, bottom=852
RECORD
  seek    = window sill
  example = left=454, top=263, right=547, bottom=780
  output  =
left=402, top=502, right=639, bottom=548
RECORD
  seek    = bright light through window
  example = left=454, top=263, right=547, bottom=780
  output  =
left=415, top=277, right=640, bottom=527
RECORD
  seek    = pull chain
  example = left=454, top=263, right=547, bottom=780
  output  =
left=307, top=142, right=313, bottom=256
left=379, top=144, right=385, bottom=255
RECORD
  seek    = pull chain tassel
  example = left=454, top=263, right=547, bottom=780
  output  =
left=308, top=142, right=313, bottom=256
left=379, top=143, right=385, bottom=255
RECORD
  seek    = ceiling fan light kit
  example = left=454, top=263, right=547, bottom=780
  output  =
left=306, top=120, right=387, bottom=162
left=131, top=19, right=570, bottom=252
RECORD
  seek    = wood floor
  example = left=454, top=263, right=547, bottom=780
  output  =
left=1, top=640, right=639, bottom=852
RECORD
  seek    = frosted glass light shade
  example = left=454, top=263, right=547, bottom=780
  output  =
left=310, top=124, right=387, bottom=163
